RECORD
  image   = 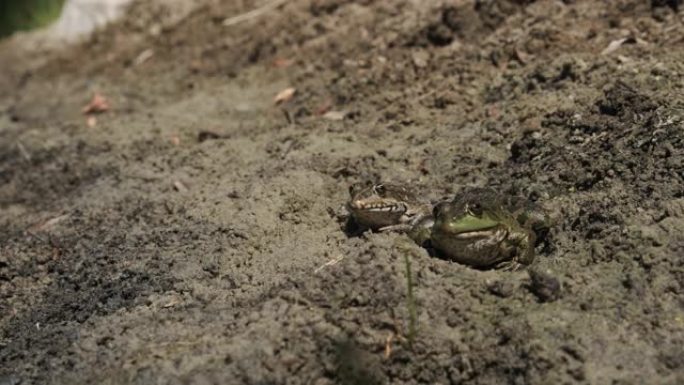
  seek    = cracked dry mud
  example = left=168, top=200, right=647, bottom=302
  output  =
left=1, top=1, right=683, bottom=384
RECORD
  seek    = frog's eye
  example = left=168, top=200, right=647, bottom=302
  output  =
left=349, top=184, right=362, bottom=197
left=466, top=203, right=482, bottom=216
left=433, top=201, right=448, bottom=217
left=374, top=184, right=386, bottom=195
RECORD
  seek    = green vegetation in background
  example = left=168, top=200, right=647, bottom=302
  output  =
left=0, top=0, right=66, bottom=38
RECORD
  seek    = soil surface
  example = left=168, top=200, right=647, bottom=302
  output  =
left=1, top=1, right=684, bottom=384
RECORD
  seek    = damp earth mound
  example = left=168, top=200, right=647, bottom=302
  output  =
left=1, top=1, right=683, bottom=384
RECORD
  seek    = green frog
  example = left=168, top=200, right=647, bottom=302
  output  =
left=430, top=187, right=550, bottom=269
left=346, top=182, right=433, bottom=242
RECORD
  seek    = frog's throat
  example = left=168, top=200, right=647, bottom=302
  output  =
left=349, top=199, right=408, bottom=213
left=439, top=214, right=499, bottom=235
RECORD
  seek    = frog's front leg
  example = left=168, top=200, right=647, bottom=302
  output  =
left=503, top=230, right=535, bottom=268
left=380, top=218, right=433, bottom=248
left=378, top=223, right=414, bottom=232
left=517, top=206, right=552, bottom=247
left=378, top=211, right=427, bottom=233
left=496, top=260, right=523, bottom=271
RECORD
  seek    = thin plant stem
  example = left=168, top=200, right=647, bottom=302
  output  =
left=404, top=252, right=417, bottom=349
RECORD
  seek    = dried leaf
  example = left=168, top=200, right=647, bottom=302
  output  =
left=322, top=111, right=347, bottom=121
left=601, top=38, right=626, bottom=55
left=28, top=214, right=70, bottom=232
left=82, top=93, right=110, bottom=114
left=412, top=51, right=429, bottom=68
left=133, top=49, right=154, bottom=66
left=272, top=57, right=293, bottom=68
left=384, top=333, right=394, bottom=359
left=173, top=180, right=189, bottom=193
left=314, top=254, right=344, bottom=273
left=223, top=0, right=287, bottom=27
left=162, top=298, right=181, bottom=308
left=16, top=142, right=31, bottom=161
left=274, top=87, right=296, bottom=104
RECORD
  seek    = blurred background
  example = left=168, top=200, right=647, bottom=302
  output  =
left=0, top=0, right=130, bottom=40
left=2, top=1, right=683, bottom=384
left=0, top=0, right=65, bottom=37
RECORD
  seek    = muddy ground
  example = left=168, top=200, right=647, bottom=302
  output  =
left=1, top=0, right=683, bottom=384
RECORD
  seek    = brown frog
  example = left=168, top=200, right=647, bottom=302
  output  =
left=346, top=182, right=433, bottom=242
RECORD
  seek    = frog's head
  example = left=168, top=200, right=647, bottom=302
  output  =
left=347, top=183, right=413, bottom=228
left=432, top=193, right=502, bottom=238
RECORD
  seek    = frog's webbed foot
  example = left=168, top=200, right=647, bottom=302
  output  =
left=496, top=260, right=524, bottom=271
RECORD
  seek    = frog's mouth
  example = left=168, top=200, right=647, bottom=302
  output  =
left=438, top=214, right=499, bottom=237
left=349, top=199, right=407, bottom=214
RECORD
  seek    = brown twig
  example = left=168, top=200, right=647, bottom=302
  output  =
left=16, top=142, right=31, bottom=161
left=384, top=333, right=394, bottom=359
left=223, top=0, right=288, bottom=27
